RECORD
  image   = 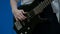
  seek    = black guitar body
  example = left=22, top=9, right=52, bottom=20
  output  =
left=13, top=0, right=59, bottom=34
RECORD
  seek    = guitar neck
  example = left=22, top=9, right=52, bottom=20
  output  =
left=27, top=0, right=52, bottom=18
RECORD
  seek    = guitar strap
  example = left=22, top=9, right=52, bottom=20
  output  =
left=18, top=0, right=44, bottom=12
left=18, top=0, right=54, bottom=18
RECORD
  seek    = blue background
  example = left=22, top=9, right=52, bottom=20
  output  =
left=0, top=0, right=19, bottom=34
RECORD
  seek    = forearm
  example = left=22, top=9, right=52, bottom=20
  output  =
left=10, top=0, right=18, bottom=11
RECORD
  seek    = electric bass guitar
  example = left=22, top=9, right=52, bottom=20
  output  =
left=14, top=0, right=52, bottom=34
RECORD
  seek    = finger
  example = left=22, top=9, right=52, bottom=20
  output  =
left=17, top=10, right=27, bottom=20
left=21, top=10, right=27, bottom=14
left=20, top=13, right=27, bottom=19
left=17, top=14, right=26, bottom=21
left=20, top=10, right=27, bottom=18
left=15, top=12, right=23, bottom=20
left=15, top=13, right=23, bottom=21
left=17, top=16, right=22, bottom=21
left=15, top=17, right=19, bottom=21
left=14, top=10, right=26, bottom=21
left=18, top=11, right=27, bottom=20
left=23, top=12, right=28, bottom=14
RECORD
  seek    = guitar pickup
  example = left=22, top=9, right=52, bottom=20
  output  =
left=15, top=21, right=22, bottom=30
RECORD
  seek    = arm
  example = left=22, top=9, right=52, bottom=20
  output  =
left=10, top=0, right=18, bottom=11
left=10, top=0, right=27, bottom=21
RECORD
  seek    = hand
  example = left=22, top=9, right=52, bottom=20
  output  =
left=12, top=9, right=27, bottom=21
